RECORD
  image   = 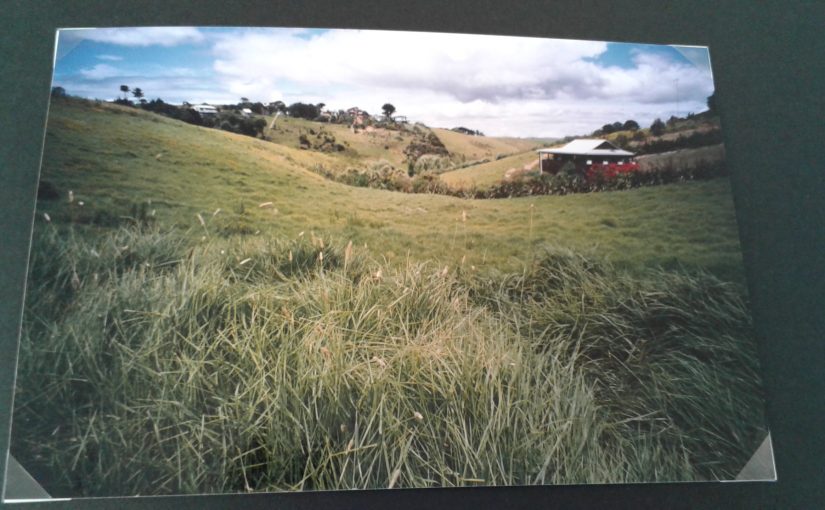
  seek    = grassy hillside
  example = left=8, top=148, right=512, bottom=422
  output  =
left=439, top=150, right=540, bottom=190
left=36, top=98, right=746, bottom=280
left=431, top=128, right=540, bottom=161
left=259, top=115, right=538, bottom=169
left=14, top=97, right=766, bottom=496
left=263, top=115, right=413, bottom=167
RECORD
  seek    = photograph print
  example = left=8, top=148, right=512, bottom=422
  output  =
left=9, top=26, right=773, bottom=499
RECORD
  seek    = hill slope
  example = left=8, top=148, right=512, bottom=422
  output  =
left=37, top=97, right=745, bottom=279
left=439, top=150, right=540, bottom=189
left=259, top=115, right=540, bottom=169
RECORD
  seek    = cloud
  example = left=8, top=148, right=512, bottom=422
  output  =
left=63, top=27, right=204, bottom=47
left=211, top=30, right=609, bottom=104
left=205, top=29, right=714, bottom=136
left=96, top=54, right=123, bottom=61
left=79, top=64, right=121, bottom=80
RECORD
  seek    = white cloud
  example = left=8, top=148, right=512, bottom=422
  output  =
left=64, top=27, right=204, bottom=47
left=211, top=30, right=609, bottom=103
left=207, top=29, right=714, bottom=136
left=96, top=54, right=123, bottom=61
left=79, top=64, right=121, bottom=80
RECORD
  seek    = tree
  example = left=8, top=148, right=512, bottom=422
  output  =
left=51, top=86, right=66, bottom=98
left=650, top=118, right=666, bottom=136
left=269, top=101, right=287, bottom=114
left=240, top=97, right=250, bottom=104
left=287, top=102, right=320, bottom=120
left=601, top=123, right=616, bottom=134
left=132, top=87, right=144, bottom=101
left=382, top=103, right=396, bottom=119
left=622, top=119, right=640, bottom=131
left=119, top=85, right=130, bottom=98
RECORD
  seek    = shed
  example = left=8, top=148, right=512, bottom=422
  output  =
left=537, top=139, right=635, bottom=173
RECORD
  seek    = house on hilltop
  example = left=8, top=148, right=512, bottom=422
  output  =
left=346, top=107, right=370, bottom=126
left=191, top=104, right=218, bottom=117
left=537, top=139, right=635, bottom=173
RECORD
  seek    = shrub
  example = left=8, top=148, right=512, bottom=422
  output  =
left=637, top=129, right=724, bottom=155
left=411, top=154, right=456, bottom=175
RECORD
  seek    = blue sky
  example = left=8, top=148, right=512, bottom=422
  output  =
left=51, top=27, right=715, bottom=137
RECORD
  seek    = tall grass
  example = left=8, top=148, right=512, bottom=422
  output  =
left=13, top=224, right=766, bottom=496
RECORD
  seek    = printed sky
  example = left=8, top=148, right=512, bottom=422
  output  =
left=53, top=27, right=715, bottom=137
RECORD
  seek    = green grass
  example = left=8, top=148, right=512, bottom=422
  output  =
left=13, top=97, right=767, bottom=496
left=439, top=150, right=540, bottom=189
left=14, top=225, right=766, bottom=496
left=37, top=98, right=746, bottom=282
left=431, top=128, right=541, bottom=162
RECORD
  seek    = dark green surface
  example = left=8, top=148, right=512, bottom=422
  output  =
left=1, top=0, right=823, bottom=508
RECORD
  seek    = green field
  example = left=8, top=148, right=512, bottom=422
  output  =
left=13, top=98, right=766, bottom=496
left=439, top=150, right=540, bottom=189
left=36, top=98, right=746, bottom=281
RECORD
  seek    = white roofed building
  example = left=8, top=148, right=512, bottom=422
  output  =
left=537, top=139, right=635, bottom=174
left=191, top=104, right=218, bottom=116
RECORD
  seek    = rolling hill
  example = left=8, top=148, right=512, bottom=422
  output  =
left=37, top=97, right=745, bottom=279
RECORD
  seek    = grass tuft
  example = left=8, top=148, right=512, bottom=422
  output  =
left=13, top=226, right=766, bottom=496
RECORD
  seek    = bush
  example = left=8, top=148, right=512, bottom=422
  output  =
left=287, top=102, right=320, bottom=120
left=411, top=154, right=457, bottom=175
left=475, top=159, right=727, bottom=199
left=403, top=130, right=449, bottom=163
left=637, top=129, right=724, bottom=155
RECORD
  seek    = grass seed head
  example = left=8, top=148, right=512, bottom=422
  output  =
left=344, top=240, right=353, bottom=266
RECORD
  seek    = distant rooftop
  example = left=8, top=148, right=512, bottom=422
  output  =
left=537, top=138, right=634, bottom=157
